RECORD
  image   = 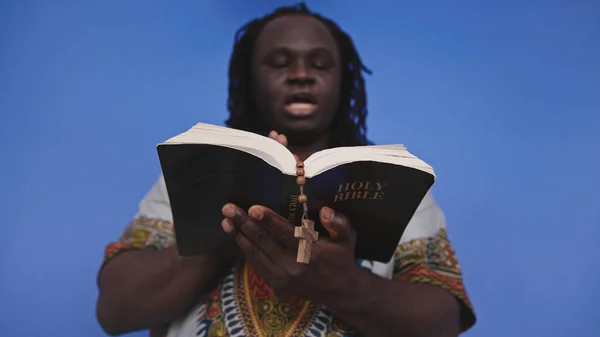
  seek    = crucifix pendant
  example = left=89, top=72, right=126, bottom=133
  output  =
left=294, top=219, right=319, bottom=264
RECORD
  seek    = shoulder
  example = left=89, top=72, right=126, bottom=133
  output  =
left=137, top=174, right=173, bottom=222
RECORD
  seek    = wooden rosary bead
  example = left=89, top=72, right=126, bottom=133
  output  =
left=296, top=167, right=305, bottom=177
left=296, top=176, right=306, bottom=185
left=298, top=194, right=307, bottom=204
left=296, top=161, right=304, bottom=168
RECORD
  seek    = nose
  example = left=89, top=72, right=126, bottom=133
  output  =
left=286, top=62, right=315, bottom=86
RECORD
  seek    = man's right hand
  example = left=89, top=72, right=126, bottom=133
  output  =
left=96, top=130, right=288, bottom=336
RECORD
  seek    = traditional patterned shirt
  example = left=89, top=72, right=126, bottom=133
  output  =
left=102, top=175, right=476, bottom=336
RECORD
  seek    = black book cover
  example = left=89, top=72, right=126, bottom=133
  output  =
left=157, top=144, right=434, bottom=262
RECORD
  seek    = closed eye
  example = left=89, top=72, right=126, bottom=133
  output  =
left=271, top=58, right=289, bottom=68
left=310, top=51, right=334, bottom=71
left=312, top=61, right=330, bottom=71
left=267, top=50, right=291, bottom=69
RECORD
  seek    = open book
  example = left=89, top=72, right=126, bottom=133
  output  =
left=157, top=122, right=436, bottom=262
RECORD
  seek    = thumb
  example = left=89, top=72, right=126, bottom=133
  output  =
left=319, top=207, right=355, bottom=243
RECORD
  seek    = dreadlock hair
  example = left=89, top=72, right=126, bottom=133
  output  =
left=224, top=2, right=372, bottom=147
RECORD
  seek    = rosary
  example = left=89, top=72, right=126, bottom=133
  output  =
left=293, top=160, right=319, bottom=263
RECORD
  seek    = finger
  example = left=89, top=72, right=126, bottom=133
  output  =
left=222, top=203, right=283, bottom=256
left=222, top=218, right=277, bottom=269
left=221, top=217, right=234, bottom=233
left=276, top=134, right=288, bottom=147
left=248, top=205, right=297, bottom=250
left=268, top=130, right=279, bottom=140
left=319, top=207, right=355, bottom=243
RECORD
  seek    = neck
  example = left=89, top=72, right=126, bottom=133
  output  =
left=288, top=132, right=330, bottom=162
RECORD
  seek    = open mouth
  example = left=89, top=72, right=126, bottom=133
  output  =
left=284, top=93, right=318, bottom=116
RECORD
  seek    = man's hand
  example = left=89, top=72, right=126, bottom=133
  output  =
left=224, top=131, right=463, bottom=337
left=268, top=130, right=288, bottom=147
left=220, top=202, right=360, bottom=304
left=268, top=130, right=300, bottom=162
left=226, top=130, right=358, bottom=303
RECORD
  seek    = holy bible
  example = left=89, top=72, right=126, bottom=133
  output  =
left=157, top=122, right=436, bottom=263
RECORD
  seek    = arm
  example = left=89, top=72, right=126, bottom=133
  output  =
left=95, top=176, right=237, bottom=336
left=327, top=269, right=461, bottom=337
left=326, top=193, right=476, bottom=337
left=97, top=245, right=233, bottom=336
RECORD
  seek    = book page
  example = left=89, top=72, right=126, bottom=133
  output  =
left=159, top=123, right=297, bottom=174
left=304, top=146, right=435, bottom=179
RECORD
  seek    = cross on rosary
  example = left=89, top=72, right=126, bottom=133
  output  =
left=294, top=219, right=319, bottom=263
left=293, top=160, right=319, bottom=264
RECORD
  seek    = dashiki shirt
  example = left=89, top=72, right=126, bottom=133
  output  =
left=103, top=176, right=477, bottom=337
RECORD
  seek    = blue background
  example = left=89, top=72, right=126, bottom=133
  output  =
left=1, top=0, right=599, bottom=336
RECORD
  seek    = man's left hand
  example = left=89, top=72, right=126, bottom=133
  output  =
left=221, top=202, right=360, bottom=303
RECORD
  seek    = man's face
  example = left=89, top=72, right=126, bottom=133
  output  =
left=251, top=15, right=341, bottom=143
